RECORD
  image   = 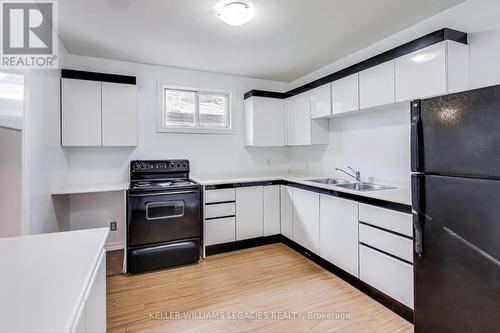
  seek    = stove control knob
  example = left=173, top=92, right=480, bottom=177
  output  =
left=182, top=162, right=187, bottom=168
left=169, top=162, right=176, bottom=168
left=140, top=163, right=146, bottom=170
left=133, top=163, right=140, bottom=171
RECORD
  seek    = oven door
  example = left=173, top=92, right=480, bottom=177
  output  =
left=128, top=189, right=201, bottom=247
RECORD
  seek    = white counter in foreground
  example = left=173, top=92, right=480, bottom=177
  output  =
left=0, top=228, right=109, bottom=333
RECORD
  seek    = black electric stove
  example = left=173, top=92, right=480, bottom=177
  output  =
left=127, top=160, right=202, bottom=274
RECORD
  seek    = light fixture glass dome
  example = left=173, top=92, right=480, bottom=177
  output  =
left=217, top=1, right=254, bottom=27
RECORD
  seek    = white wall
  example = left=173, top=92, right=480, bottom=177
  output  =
left=287, top=0, right=500, bottom=186
left=22, top=0, right=500, bottom=241
left=62, top=55, right=290, bottom=185
left=69, top=191, right=125, bottom=250
left=469, top=29, right=500, bottom=89
left=289, top=0, right=500, bottom=90
left=54, top=55, right=289, bottom=246
left=288, top=104, right=411, bottom=185
left=0, top=127, right=22, bottom=237
left=23, top=69, right=70, bottom=234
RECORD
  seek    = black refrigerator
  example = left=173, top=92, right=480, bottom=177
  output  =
left=411, top=85, right=500, bottom=333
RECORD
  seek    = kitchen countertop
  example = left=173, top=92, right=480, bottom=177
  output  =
left=192, top=172, right=411, bottom=206
left=52, top=182, right=128, bottom=195
left=0, top=228, right=109, bottom=332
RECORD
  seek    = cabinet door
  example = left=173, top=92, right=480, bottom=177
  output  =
left=292, top=188, right=319, bottom=253
left=286, top=92, right=311, bottom=146
left=310, top=83, right=332, bottom=118
left=236, top=186, right=263, bottom=240
left=320, top=195, right=359, bottom=277
left=360, top=245, right=414, bottom=308
left=62, top=78, right=101, bottom=147
left=205, top=217, right=236, bottom=245
left=263, top=185, right=280, bottom=236
left=359, top=60, right=395, bottom=109
left=395, top=42, right=446, bottom=102
left=280, top=185, right=293, bottom=239
left=85, top=250, right=106, bottom=333
left=251, top=97, right=285, bottom=146
left=101, top=82, right=138, bottom=146
left=331, top=73, right=359, bottom=115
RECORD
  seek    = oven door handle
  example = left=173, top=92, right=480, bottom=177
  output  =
left=129, top=190, right=198, bottom=197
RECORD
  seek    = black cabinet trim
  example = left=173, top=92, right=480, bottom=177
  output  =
left=205, top=235, right=281, bottom=255
left=203, top=180, right=411, bottom=213
left=205, top=180, right=282, bottom=190
left=204, top=215, right=235, bottom=221
left=280, top=236, right=414, bottom=323
left=61, top=69, right=136, bottom=85
left=244, top=28, right=467, bottom=100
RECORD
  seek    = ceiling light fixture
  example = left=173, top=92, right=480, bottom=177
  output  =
left=217, top=1, right=254, bottom=27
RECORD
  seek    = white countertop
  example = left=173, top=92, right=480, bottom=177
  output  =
left=192, top=172, right=411, bottom=206
left=0, top=228, right=109, bottom=332
left=52, top=182, right=128, bottom=195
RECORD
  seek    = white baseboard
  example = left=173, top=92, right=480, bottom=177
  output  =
left=105, top=242, right=125, bottom=251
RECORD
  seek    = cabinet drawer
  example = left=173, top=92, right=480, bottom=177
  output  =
left=359, top=224, right=413, bottom=263
left=205, top=202, right=235, bottom=219
left=359, top=204, right=412, bottom=237
left=205, top=217, right=236, bottom=246
left=360, top=245, right=414, bottom=309
left=205, top=189, right=235, bottom=204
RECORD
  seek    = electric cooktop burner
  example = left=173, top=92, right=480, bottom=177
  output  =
left=128, top=160, right=200, bottom=193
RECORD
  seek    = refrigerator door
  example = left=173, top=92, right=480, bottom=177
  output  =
left=411, top=84, right=500, bottom=178
left=412, top=174, right=500, bottom=333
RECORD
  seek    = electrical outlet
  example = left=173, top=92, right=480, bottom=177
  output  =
left=110, top=221, right=117, bottom=231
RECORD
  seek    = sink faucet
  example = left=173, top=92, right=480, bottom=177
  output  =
left=335, top=167, right=361, bottom=182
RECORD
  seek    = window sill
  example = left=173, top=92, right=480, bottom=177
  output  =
left=156, top=127, right=236, bottom=135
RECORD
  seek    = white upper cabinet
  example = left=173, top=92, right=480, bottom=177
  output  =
left=395, top=41, right=469, bottom=102
left=244, top=96, right=285, bottom=147
left=331, top=73, right=359, bottom=115
left=62, top=79, right=102, bottom=147
left=235, top=186, right=264, bottom=241
left=319, top=195, right=359, bottom=277
left=101, top=83, right=138, bottom=147
left=286, top=92, right=311, bottom=146
left=310, top=83, right=332, bottom=118
left=62, top=76, right=138, bottom=147
left=286, top=91, right=328, bottom=146
left=292, top=188, right=320, bottom=254
left=359, top=60, right=395, bottom=109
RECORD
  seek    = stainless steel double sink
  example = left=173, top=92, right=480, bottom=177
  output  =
left=308, top=178, right=395, bottom=191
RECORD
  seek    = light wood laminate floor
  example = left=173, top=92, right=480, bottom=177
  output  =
left=107, top=243, right=414, bottom=333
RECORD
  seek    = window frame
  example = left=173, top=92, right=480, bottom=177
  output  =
left=157, top=83, right=234, bottom=135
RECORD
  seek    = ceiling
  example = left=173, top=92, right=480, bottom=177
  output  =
left=59, top=0, right=465, bottom=82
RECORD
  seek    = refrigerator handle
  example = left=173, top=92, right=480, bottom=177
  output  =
left=412, top=174, right=424, bottom=256
left=413, top=211, right=424, bottom=256
left=411, top=100, right=423, bottom=172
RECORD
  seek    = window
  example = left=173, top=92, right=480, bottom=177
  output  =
left=159, top=86, right=231, bottom=133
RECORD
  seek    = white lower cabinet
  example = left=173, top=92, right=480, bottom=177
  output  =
left=72, top=250, right=106, bottom=333
left=319, top=195, right=359, bottom=277
left=280, top=185, right=294, bottom=239
left=263, top=185, right=280, bottom=236
left=359, top=223, right=413, bottom=263
left=236, top=186, right=264, bottom=240
left=359, top=245, right=414, bottom=309
left=205, top=217, right=236, bottom=246
left=292, top=188, right=320, bottom=254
